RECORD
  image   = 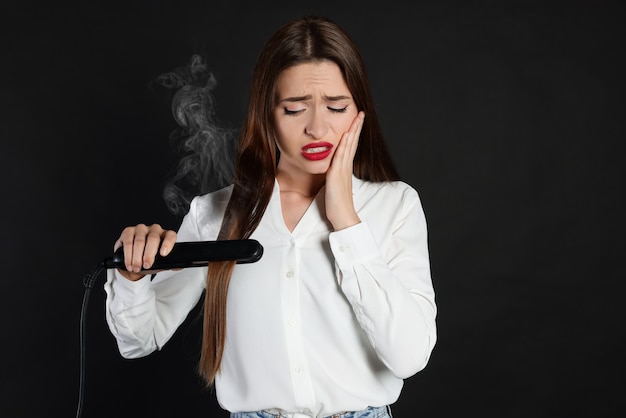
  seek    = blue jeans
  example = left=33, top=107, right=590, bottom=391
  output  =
left=230, top=405, right=392, bottom=418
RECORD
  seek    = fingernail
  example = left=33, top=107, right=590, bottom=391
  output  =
left=161, top=247, right=168, bottom=256
left=143, top=262, right=150, bottom=269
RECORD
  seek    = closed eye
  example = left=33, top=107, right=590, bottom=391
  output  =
left=328, top=106, right=348, bottom=113
left=284, top=108, right=305, bottom=116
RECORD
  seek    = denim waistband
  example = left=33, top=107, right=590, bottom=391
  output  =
left=231, top=404, right=392, bottom=418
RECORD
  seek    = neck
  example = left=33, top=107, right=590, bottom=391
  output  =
left=276, top=169, right=325, bottom=197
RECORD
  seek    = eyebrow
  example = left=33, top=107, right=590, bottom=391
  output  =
left=278, top=94, right=351, bottom=103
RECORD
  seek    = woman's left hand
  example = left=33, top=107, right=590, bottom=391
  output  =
left=325, top=111, right=365, bottom=231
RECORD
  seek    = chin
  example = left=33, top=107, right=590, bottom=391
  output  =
left=305, top=160, right=331, bottom=175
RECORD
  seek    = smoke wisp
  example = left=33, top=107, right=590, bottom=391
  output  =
left=153, top=54, right=237, bottom=216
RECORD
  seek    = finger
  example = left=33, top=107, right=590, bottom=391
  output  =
left=160, top=230, right=178, bottom=256
left=142, top=225, right=165, bottom=270
left=130, top=223, right=150, bottom=273
left=116, top=225, right=140, bottom=272
left=344, top=111, right=364, bottom=162
left=348, top=111, right=365, bottom=136
left=334, top=111, right=364, bottom=167
left=113, top=237, right=122, bottom=252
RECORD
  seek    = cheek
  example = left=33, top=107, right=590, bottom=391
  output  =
left=273, top=119, right=297, bottom=153
left=273, top=114, right=287, bottom=145
left=275, top=112, right=307, bottom=138
left=274, top=131, right=287, bottom=154
left=336, top=111, right=358, bottom=134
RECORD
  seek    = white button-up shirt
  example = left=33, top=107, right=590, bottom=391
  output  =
left=105, top=176, right=437, bottom=417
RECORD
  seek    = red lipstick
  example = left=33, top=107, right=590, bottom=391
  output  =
left=301, top=142, right=333, bottom=161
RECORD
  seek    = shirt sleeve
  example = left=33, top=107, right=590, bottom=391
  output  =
left=104, top=198, right=207, bottom=359
left=328, top=187, right=437, bottom=379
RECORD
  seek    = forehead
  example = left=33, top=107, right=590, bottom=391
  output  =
left=275, top=61, right=350, bottom=96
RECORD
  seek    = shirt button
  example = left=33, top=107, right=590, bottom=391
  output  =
left=288, top=318, right=296, bottom=326
left=286, top=270, right=294, bottom=278
left=294, top=365, right=302, bottom=374
left=338, top=245, right=346, bottom=252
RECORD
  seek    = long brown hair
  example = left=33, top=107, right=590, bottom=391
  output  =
left=199, top=16, right=400, bottom=385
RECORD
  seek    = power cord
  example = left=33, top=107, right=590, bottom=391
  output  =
left=76, top=260, right=106, bottom=418
left=73, top=240, right=262, bottom=417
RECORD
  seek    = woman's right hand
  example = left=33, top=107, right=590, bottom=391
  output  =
left=113, top=223, right=177, bottom=281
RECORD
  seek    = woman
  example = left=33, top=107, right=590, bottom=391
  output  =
left=105, top=16, right=436, bottom=418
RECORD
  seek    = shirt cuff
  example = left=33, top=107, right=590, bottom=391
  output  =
left=328, top=221, right=381, bottom=268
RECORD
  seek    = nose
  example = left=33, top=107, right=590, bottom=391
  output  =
left=304, top=109, right=328, bottom=139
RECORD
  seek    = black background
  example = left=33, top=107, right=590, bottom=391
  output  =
left=1, top=1, right=624, bottom=417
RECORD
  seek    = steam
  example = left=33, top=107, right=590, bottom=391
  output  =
left=153, top=54, right=237, bottom=216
